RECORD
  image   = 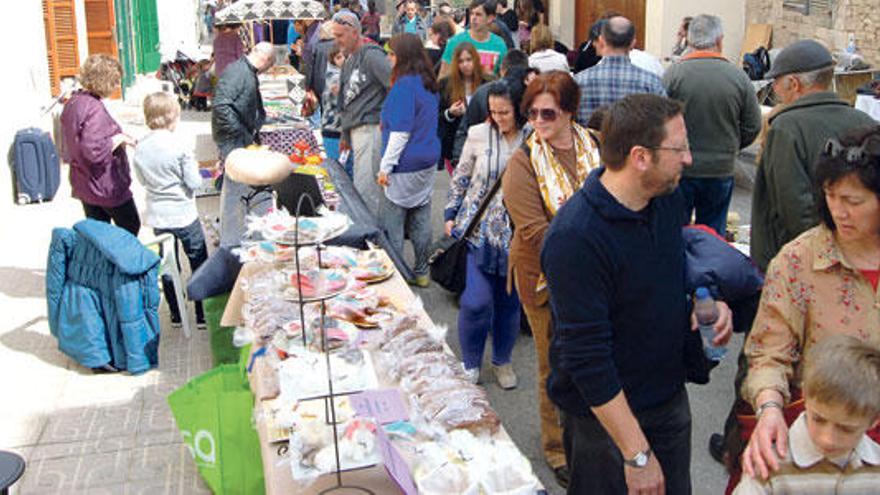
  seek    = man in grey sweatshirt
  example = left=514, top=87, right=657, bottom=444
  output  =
left=332, top=10, right=392, bottom=216
left=663, top=15, right=761, bottom=237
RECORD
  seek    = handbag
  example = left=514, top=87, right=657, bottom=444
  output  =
left=429, top=171, right=505, bottom=293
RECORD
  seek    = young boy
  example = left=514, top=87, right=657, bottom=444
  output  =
left=734, top=335, right=880, bottom=494
left=320, top=43, right=353, bottom=177
left=133, top=92, right=208, bottom=326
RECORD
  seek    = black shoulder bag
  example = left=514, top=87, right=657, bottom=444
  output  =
left=429, top=171, right=506, bottom=293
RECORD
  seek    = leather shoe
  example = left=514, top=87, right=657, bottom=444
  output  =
left=709, top=433, right=726, bottom=465
left=553, top=466, right=570, bottom=489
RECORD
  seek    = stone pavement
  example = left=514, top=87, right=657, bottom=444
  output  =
left=0, top=106, right=753, bottom=493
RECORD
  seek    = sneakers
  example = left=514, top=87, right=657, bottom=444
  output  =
left=463, top=366, right=480, bottom=384
left=493, top=363, right=518, bottom=390
left=409, top=275, right=430, bottom=288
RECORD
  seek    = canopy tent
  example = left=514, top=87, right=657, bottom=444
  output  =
left=213, top=0, right=325, bottom=25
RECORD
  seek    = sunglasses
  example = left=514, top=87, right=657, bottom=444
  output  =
left=527, top=108, right=559, bottom=122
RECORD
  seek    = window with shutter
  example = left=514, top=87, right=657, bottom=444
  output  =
left=85, top=0, right=118, bottom=57
left=783, top=0, right=835, bottom=15
left=43, top=0, right=80, bottom=96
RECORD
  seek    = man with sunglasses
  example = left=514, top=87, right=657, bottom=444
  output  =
left=332, top=9, right=392, bottom=216
left=751, top=39, right=875, bottom=273
left=541, top=94, right=733, bottom=494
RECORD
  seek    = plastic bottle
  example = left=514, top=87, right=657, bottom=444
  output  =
left=847, top=33, right=857, bottom=54
left=694, top=287, right=726, bottom=361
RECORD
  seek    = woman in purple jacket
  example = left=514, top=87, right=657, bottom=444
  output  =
left=61, top=54, right=140, bottom=235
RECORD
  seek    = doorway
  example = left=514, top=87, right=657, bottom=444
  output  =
left=574, top=0, right=646, bottom=49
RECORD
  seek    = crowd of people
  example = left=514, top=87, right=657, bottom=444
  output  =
left=57, top=1, right=880, bottom=493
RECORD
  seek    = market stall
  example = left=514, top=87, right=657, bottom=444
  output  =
left=218, top=213, right=543, bottom=493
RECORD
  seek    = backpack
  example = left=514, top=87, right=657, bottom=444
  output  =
left=742, top=46, right=771, bottom=81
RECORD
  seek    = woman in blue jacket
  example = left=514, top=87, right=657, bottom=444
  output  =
left=377, top=33, right=441, bottom=287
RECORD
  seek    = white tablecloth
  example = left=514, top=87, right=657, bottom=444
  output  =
left=855, top=94, right=880, bottom=121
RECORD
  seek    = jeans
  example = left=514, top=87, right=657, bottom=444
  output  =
left=458, top=246, right=521, bottom=370
left=218, top=174, right=272, bottom=247
left=563, top=390, right=692, bottom=495
left=379, top=195, right=432, bottom=278
left=82, top=199, right=141, bottom=236
left=350, top=124, right=383, bottom=217
left=323, top=134, right=354, bottom=178
left=154, top=219, right=208, bottom=323
left=679, top=176, right=735, bottom=237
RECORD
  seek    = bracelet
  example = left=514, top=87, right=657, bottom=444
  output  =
left=756, top=400, right=783, bottom=419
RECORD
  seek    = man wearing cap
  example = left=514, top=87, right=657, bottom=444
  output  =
left=662, top=14, right=761, bottom=237
left=750, top=39, right=875, bottom=272
left=332, top=9, right=392, bottom=216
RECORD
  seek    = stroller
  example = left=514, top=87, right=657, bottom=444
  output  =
left=157, top=50, right=213, bottom=111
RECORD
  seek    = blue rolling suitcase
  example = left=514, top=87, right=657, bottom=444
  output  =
left=12, top=127, right=61, bottom=204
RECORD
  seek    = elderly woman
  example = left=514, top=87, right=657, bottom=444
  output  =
left=501, top=71, right=601, bottom=484
left=61, top=54, right=140, bottom=235
left=741, top=125, right=880, bottom=482
left=445, top=80, right=528, bottom=389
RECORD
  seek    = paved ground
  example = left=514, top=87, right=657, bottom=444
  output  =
left=0, top=108, right=753, bottom=494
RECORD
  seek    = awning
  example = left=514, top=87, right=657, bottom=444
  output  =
left=214, top=0, right=325, bottom=25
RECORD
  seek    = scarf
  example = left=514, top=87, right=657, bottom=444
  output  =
left=527, top=122, right=601, bottom=217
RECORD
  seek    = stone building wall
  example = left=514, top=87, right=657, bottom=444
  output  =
left=746, top=0, right=880, bottom=66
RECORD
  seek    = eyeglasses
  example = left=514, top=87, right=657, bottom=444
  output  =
left=649, top=145, right=691, bottom=155
left=333, top=15, right=357, bottom=28
left=823, top=137, right=880, bottom=164
left=527, top=108, right=559, bottom=122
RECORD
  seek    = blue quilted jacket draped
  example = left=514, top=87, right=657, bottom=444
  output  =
left=46, top=219, right=161, bottom=374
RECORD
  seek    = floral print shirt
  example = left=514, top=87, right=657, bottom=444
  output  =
left=444, top=122, right=525, bottom=275
left=743, top=225, right=880, bottom=407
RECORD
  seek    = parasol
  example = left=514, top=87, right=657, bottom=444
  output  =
left=213, top=0, right=325, bottom=25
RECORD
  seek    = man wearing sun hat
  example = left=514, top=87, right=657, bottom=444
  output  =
left=750, top=39, right=876, bottom=272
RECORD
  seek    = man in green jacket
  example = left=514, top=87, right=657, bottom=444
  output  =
left=663, top=14, right=761, bottom=237
left=751, top=39, right=876, bottom=272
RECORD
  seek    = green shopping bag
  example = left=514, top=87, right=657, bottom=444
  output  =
left=167, top=364, right=265, bottom=495
left=203, top=293, right=239, bottom=366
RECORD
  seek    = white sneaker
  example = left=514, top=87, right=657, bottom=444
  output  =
left=493, top=363, right=518, bottom=390
left=463, top=366, right=480, bottom=384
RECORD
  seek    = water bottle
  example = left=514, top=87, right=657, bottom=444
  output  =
left=694, top=287, right=726, bottom=361
left=847, top=33, right=857, bottom=54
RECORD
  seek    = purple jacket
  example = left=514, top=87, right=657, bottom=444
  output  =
left=61, top=91, right=132, bottom=207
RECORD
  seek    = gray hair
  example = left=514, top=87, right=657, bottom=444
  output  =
left=252, top=42, right=274, bottom=56
left=687, top=14, right=723, bottom=50
left=792, top=65, right=834, bottom=89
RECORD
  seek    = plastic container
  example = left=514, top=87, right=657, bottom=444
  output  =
left=694, top=287, right=726, bottom=361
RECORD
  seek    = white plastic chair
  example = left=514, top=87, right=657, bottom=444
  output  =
left=143, top=233, right=193, bottom=338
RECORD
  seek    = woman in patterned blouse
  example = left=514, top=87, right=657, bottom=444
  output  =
left=444, top=80, right=528, bottom=389
left=741, top=125, right=880, bottom=481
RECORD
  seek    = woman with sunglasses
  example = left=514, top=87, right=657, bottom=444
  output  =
left=738, top=125, right=880, bottom=487
left=501, top=71, right=600, bottom=482
left=376, top=33, right=441, bottom=288
left=438, top=42, right=494, bottom=174
left=445, top=80, right=529, bottom=389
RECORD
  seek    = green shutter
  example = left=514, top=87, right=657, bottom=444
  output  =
left=134, top=0, right=160, bottom=73
left=114, top=0, right=135, bottom=91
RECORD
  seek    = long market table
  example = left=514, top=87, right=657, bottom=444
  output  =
left=221, top=254, right=545, bottom=494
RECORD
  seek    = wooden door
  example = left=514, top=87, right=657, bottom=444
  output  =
left=43, top=0, right=80, bottom=96
left=574, top=0, right=646, bottom=49
left=85, top=0, right=118, bottom=57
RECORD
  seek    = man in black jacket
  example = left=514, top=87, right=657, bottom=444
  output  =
left=212, top=42, right=275, bottom=247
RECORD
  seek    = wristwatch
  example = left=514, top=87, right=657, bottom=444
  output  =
left=624, top=448, right=652, bottom=468
left=756, top=400, right=783, bottom=419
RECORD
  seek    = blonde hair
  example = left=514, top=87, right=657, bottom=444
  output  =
left=143, top=92, right=181, bottom=130
left=79, top=54, right=122, bottom=98
left=530, top=23, right=554, bottom=53
left=804, top=335, right=880, bottom=420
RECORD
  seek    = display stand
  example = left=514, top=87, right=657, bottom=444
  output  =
left=286, top=194, right=374, bottom=495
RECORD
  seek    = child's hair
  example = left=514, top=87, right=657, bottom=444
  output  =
left=328, top=43, right=343, bottom=65
left=143, top=92, right=181, bottom=130
left=803, top=335, right=880, bottom=420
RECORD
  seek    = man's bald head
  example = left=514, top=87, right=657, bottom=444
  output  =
left=601, top=16, right=635, bottom=50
